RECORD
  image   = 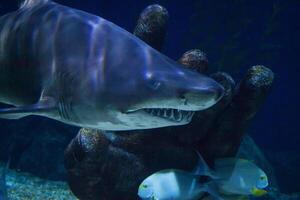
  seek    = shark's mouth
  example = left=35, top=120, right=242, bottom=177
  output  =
left=142, top=108, right=195, bottom=122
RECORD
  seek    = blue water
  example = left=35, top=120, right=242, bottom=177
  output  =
left=0, top=0, right=299, bottom=198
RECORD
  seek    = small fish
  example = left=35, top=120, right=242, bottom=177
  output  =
left=138, top=153, right=269, bottom=200
left=214, top=158, right=268, bottom=197
left=138, top=169, right=206, bottom=200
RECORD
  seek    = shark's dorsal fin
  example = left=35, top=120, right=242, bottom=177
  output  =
left=0, top=97, right=57, bottom=119
left=20, top=0, right=49, bottom=9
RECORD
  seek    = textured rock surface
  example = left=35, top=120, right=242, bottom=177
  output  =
left=133, top=4, right=169, bottom=51
left=178, top=49, right=209, bottom=74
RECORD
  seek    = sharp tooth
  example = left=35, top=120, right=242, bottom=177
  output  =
left=187, top=111, right=191, bottom=118
left=178, top=112, right=183, bottom=121
left=174, top=110, right=182, bottom=121
left=185, top=111, right=190, bottom=119
left=188, top=112, right=195, bottom=120
left=163, top=109, right=168, bottom=117
left=150, top=109, right=155, bottom=115
left=191, top=112, right=195, bottom=119
left=186, top=111, right=190, bottom=118
left=157, top=109, right=162, bottom=116
left=174, top=110, right=179, bottom=121
left=170, top=109, right=175, bottom=120
left=167, top=109, right=172, bottom=118
left=154, top=109, right=157, bottom=116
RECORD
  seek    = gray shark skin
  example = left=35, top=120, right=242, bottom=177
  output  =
left=0, top=0, right=224, bottom=131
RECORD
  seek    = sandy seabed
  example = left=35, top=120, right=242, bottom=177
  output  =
left=1, top=163, right=77, bottom=200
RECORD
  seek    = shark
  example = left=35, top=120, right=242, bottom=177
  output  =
left=0, top=0, right=224, bottom=131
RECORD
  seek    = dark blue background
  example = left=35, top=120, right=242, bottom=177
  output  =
left=1, top=0, right=300, bottom=193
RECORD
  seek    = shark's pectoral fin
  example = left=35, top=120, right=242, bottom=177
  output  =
left=0, top=97, right=57, bottom=119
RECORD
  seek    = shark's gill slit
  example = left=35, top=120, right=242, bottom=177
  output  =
left=58, top=98, right=71, bottom=121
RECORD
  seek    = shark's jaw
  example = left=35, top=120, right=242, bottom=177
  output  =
left=107, top=108, right=195, bottom=131
left=126, top=108, right=195, bottom=124
left=116, top=85, right=224, bottom=130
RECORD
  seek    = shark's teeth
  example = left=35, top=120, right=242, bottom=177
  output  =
left=143, top=108, right=194, bottom=122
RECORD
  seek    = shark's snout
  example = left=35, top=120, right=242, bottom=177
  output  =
left=182, top=79, right=225, bottom=110
left=162, top=70, right=225, bottom=111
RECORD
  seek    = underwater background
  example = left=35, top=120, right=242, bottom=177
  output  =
left=0, top=0, right=299, bottom=199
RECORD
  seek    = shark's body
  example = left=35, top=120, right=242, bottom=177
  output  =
left=0, top=0, right=224, bottom=131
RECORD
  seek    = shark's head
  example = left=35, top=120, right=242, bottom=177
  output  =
left=73, top=20, right=224, bottom=130
left=90, top=48, right=224, bottom=131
